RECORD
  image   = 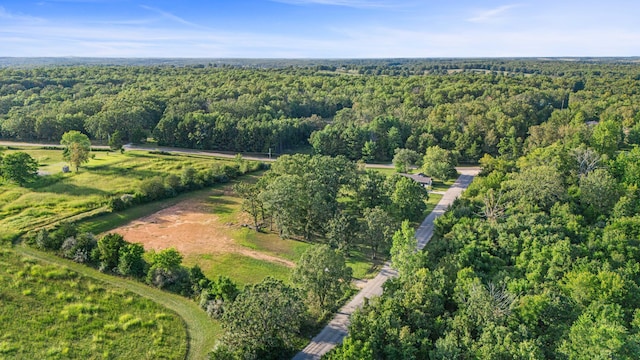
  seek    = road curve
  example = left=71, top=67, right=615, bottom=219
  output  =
left=293, top=168, right=480, bottom=360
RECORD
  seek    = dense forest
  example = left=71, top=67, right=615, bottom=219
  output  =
left=1, top=59, right=639, bottom=162
left=318, top=57, right=640, bottom=358
left=3, top=58, right=640, bottom=359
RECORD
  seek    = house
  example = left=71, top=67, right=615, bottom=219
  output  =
left=400, top=172, right=432, bottom=188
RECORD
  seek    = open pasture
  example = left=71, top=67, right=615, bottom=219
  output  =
left=0, top=247, right=187, bottom=359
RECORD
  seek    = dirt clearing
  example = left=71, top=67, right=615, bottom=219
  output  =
left=112, top=196, right=295, bottom=268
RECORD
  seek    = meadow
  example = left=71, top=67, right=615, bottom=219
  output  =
left=0, top=147, right=242, bottom=242
left=0, top=246, right=188, bottom=359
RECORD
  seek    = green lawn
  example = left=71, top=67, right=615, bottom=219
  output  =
left=234, top=228, right=314, bottom=262
left=1, top=246, right=190, bottom=359
left=183, top=253, right=292, bottom=286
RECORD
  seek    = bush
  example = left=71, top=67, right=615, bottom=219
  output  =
left=138, top=177, right=166, bottom=201
left=118, top=243, right=147, bottom=278
left=222, top=164, right=241, bottom=179
left=165, top=174, right=182, bottom=194
left=146, top=266, right=192, bottom=296
left=108, top=197, right=127, bottom=211
left=61, top=233, right=97, bottom=264
left=35, top=229, right=63, bottom=251
left=51, top=222, right=78, bottom=245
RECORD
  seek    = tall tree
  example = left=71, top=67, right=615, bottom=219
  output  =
left=390, top=220, right=418, bottom=276
left=393, top=148, right=421, bottom=173
left=579, top=168, right=622, bottom=218
left=218, top=277, right=307, bottom=359
left=108, top=130, right=124, bottom=152
left=60, top=130, right=91, bottom=172
left=422, top=146, right=457, bottom=181
left=388, top=175, right=429, bottom=222
left=233, top=182, right=263, bottom=231
left=362, top=207, right=397, bottom=260
left=292, top=245, right=352, bottom=312
left=0, top=152, right=39, bottom=185
left=96, top=233, right=126, bottom=272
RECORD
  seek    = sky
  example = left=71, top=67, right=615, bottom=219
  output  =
left=0, top=0, right=639, bottom=58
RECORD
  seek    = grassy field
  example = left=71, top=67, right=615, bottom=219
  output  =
left=0, top=148, right=242, bottom=242
left=0, top=246, right=189, bottom=359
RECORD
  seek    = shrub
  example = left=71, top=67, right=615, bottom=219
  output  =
left=35, top=229, right=62, bottom=251
left=146, top=266, right=192, bottom=296
left=61, top=233, right=97, bottom=264
left=139, top=177, right=166, bottom=201
left=108, top=197, right=127, bottom=212
left=51, top=222, right=78, bottom=245
left=118, top=243, right=147, bottom=278
left=222, top=164, right=241, bottom=179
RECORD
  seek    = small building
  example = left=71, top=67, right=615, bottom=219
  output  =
left=400, top=173, right=432, bottom=187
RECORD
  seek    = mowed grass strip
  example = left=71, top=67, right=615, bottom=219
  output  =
left=14, top=245, right=221, bottom=360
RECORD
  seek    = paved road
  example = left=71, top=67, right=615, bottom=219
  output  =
left=0, top=140, right=398, bottom=168
left=293, top=168, right=480, bottom=360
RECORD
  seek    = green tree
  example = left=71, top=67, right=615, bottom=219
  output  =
left=0, top=152, right=39, bottom=185
left=389, top=175, right=429, bottom=222
left=560, top=304, right=634, bottom=360
left=151, top=248, right=183, bottom=269
left=219, top=277, right=307, bottom=359
left=392, top=148, right=420, bottom=173
left=591, top=120, right=623, bottom=157
left=362, top=207, right=397, bottom=260
left=326, top=212, right=358, bottom=254
left=361, top=140, right=377, bottom=163
left=233, top=182, right=263, bottom=231
left=117, top=243, right=146, bottom=277
left=579, top=168, right=622, bottom=218
left=292, top=245, right=352, bottom=312
left=354, top=169, right=390, bottom=212
left=97, top=233, right=127, bottom=272
left=506, top=165, right=566, bottom=211
left=146, top=248, right=191, bottom=294
left=390, top=220, right=418, bottom=276
left=108, top=130, right=124, bottom=152
left=60, top=130, right=91, bottom=172
left=422, top=146, right=456, bottom=180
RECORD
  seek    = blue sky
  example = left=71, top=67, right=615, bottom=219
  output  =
left=1, top=0, right=639, bottom=58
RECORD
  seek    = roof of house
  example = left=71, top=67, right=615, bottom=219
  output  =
left=400, top=172, right=432, bottom=185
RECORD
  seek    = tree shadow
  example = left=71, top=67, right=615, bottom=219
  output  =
left=29, top=180, right=109, bottom=197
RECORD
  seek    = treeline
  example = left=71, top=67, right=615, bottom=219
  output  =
left=328, top=139, right=640, bottom=358
left=1, top=60, right=638, bottom=162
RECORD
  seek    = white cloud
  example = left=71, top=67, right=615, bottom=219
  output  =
left=467, top=4, right=521, bottom=24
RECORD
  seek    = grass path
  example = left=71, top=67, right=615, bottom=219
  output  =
left=14, top=244, right=221, bottom=360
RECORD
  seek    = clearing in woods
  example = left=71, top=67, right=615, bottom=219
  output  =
left=111, top=194, right=295, bottom=268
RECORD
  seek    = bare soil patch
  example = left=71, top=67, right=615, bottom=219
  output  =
left=112, top=197, right=295, bottom=268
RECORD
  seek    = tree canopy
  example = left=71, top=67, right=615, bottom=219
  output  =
left=0, top=151, right=39, bottom=185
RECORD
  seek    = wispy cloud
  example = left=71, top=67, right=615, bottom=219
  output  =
left=139, top=5, right=210, bottom=30
left=467, top=4, right=521, bottom=23
left=270, top=0, right=391, bottom=9
left=0, top=6, right=45, bottom=22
